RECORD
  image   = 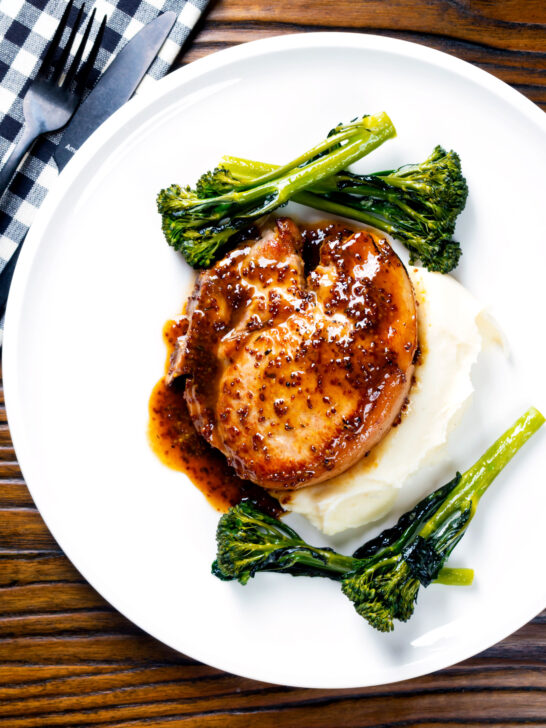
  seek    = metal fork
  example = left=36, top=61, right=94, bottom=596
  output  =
left=0, top=0, right=106, bottom=197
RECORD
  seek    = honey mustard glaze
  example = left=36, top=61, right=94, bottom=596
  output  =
left=148, top=221, right=415, bottom=513
left=148, top=319, right=281, bottom=515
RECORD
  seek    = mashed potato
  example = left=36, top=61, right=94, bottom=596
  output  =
left=276, top=267, right=486, bottom=535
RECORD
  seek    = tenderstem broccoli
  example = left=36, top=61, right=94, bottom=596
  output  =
left=212, top=499, right=470, bottom=587
left=219, top=145, right=468, bottom=273
left=157, top=113, right=396, bottom=268
left=213, top=407, right=544, bottom=632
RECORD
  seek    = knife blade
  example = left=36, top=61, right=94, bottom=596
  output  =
left=54, top=10, right=176, bottom=172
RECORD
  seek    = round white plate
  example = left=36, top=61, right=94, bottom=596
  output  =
left=4, top=33, right=546, bottom=689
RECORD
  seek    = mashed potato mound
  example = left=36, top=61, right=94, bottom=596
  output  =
left=276, top=267, right=485, bottom=535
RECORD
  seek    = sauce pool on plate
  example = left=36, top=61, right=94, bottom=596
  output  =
left=148, top=319, right=281, bottom=516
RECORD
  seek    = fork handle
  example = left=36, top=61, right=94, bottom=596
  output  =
left=0, top=122, right=41, bottom=200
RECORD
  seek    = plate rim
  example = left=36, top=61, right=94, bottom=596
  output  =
left=3, top=31, right=546, bottom=689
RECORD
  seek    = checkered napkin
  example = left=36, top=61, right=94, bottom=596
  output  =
left=0, top=0, right=209, bottom=340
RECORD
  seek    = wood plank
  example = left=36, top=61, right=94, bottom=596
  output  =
left=0, top=685, right=544, bottom=727
left=0, top=554, right=81, bottom=585
left=0, top=634, right=188, bottom=663
left=0, top=663, right=543, bottom=708
left=0, top=611, right=133, bottom=638
left=0, top=583, right=113, bottom=615
left=0, top=510, right=58, bottom=550
left=183, top=20, right=546, bottom=62
left=0, top=664, right=220, bottom=694
left=0, top=427, right=13, bottom=447
left=0, top=446, right=16, bottom=463
left=0, top=483, right=36, bottom=508
left=1, top=621, right=543, bottom=666
left=203, top=0, right=546, bottom=53
left=0, top=462, right=23, bottom=478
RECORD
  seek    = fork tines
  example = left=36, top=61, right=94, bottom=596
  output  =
left=38, top=0, right=106, bottom=94
left=75, top=15, right=106, bottom=94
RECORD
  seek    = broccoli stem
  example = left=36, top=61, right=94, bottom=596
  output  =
left=230, top=114, right=395, bottom=192
left=233, top=508, right=358, bottom=575
left=420, top=407, right=545, bottom=542
left=220, top=155, right=439, bottom=227
left=215, top=156, right=422, bottom=241
left=312, top=557, right=469, bottom=582
left=280, top=548, right=358, bottom=576
left=220, top=156, right=274, bottom=182
left=436, top=567, right=474, bottom=586
left=295, top=190, right=403, bottom=234
left=220, top=149, right=467, bottom=274
left=210, top=113, right=397, bottom=218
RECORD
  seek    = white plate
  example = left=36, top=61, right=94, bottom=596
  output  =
left=4, top=33, right=546, bottom=689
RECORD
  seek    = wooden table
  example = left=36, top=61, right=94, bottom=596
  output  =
left=1, top=1, right=545, bottom=725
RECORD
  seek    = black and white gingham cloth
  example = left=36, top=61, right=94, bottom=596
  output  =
left=0, top=0, right=209, bottom=340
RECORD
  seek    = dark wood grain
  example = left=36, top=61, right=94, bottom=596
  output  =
left=1, top=0, right=545, bottom=725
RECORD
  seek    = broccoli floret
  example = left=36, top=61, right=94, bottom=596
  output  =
left=195, top=167, right=243, bottom=198
left=368, top=146, right=468, bottom=214
left=213, top=501, right=356, bottom=584
left=220, top=145, right=468, bottom=274
left=212, top=407, right=544, bottom=632
left=341, top=406, right=544, bottom=631
left=416, top=238, right=462, bottom=274
left=339, top=472, right=463, bottom=631
left=157, top=113, right=397, bottom=268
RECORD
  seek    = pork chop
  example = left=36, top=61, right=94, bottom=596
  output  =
left=168, top=218, right=418, bottom=490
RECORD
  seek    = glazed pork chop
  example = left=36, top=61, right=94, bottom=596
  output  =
left=168, top=218, right=418, bottom=490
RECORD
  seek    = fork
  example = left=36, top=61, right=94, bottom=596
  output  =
left=0, top=0, right=106, bottom=197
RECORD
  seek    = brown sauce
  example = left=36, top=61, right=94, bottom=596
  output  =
left=148, top=319, right=282, bottom=516
left=301, top=222, right=356, bottom=274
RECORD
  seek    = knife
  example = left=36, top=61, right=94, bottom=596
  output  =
left=54, top=10, right=176, bottom=171
left=0, top=10, right=177, bottom=314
